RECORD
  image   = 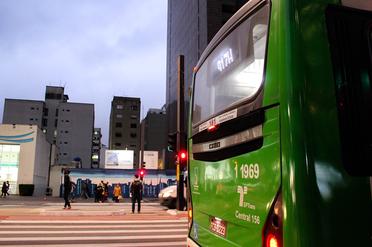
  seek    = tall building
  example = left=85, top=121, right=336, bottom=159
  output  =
left=141, top=107, right=167, bottom=168
left=92, top=128, right=102, bottom=169
left=109, top=97, right=141, bottom=168
left=166, top=0, right=248, bottom=168
left=3, top=86, right=94, bottom=168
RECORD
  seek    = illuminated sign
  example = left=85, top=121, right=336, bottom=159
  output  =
left=0, top=144, right=20, bottom=194
left=217, top=48, right=234, bottom=72
left=139, top=151, right=159, bottom=170
left=105, top=150, right=134, bottom=169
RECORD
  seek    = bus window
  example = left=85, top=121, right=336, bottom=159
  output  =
left=192, top=5, right=269, bottom=127
left=326, top=4, right=372, bottom=175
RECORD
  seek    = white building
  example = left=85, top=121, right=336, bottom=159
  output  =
left=0, top=124, right=50, bottom=196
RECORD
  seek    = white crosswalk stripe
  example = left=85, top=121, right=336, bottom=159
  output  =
left=0, top=219, right=188, bottom=247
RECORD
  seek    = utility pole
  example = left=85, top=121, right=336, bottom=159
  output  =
left=176, top=55, right=186, bottom=211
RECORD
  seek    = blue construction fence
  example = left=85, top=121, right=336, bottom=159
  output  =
left=59, top=168, right=176, bottom=198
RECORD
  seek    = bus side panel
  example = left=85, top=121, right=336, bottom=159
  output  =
left=189, top=106, right=281, bottom=246
left=279, top=0, right=372, bottom=246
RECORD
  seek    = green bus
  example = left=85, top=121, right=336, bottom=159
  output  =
left=186, top=0, right=371, bottom=246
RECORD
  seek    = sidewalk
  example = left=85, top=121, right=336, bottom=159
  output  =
left=0, top=195, right=188, bottom=219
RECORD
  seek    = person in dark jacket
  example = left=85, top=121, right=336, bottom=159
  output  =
left=1, top=182, right=8, bottom=198
left=80, top=180, right=89, bottom=199
left=63, top=169, right=72, bottom=209
left=6, top=181, right=10, bottom=196
left=130, top=174, right=143, bottom=213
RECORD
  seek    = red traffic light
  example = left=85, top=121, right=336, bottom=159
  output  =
left=140, top=170, right=144, bottom=176
left=179, top=151, right=187, bottom=161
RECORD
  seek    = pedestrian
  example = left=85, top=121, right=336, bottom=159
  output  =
left=113, top=183, right=122, bottom=203
left=63, top=169, right=72, bottom=209
left=1, top=182, right=8, bottom=198
left=130, top=174, right=143, bottom=213
left=81, top=180, right=89, bottom=199
left=69, top=181, right=77, bottom=202
left=101, top=180, right=109, bottom=202
left=96, top=182, right=104, bottom=202
left=6, top=181, right=10, bottom=196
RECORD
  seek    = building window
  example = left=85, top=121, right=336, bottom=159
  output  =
left=115, top=143, right=122, bottom=147
left=46, top=93, right=62, bottom=100
left=116, top=114, right=123, bottom=118
left=31, top=107, right=35, bottom=110
left=63, top=153, right=67, bottom=156
left=130, top=115, right=137, bottom=119
left=65, top=131, right=69, bottom=133
left=130, top=123, right=137, bottom=128
left=43, top=108, right=48, bottom=116
left=116, top=122, right=122, bottom=128
left=55, top=119, right=58, bottom=127
left=66, top=120, right=70, bottom=123
left=42, top=118, right=48, bottom=127
left=130, top=144, right=136, bottom=148
left=55, top=109, right=59, bottom=117
left=64, top=142, right=68, bottom=144
left=131, top=105, right=138, bottom=111
left=115, top=132, right=122, bottom=137
left=29, top=118, right=34, bottom=121
left=130, top=133, right=137, bottom=138
left=67, top=109, right=70, bottom=112
left=116, top=105, right=124, bottom=109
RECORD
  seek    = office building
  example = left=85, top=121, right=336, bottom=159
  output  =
left=3, top=86, right=94, bottom=168
left=141, top=107, right=167, bottom=169
left=165, top=0, right=248, bottom=169
left=108, top=96, right=141, bottom=168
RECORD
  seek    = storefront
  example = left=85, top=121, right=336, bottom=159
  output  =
left=0, top=124, right=50, bottom=196
left=0, top=144, right=20, bottom=194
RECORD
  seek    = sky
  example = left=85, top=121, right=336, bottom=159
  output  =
left=0, top=0, right=167, bottom=145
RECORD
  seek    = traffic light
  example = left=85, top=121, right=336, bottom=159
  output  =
left=138, top=168, right=145, bottom=180
left=178, top=150, right=187, bottom=168
left=167, top=132, right=177, bottom=152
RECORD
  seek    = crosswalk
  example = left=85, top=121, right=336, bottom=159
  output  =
left=0, top=219, right=188, bottom=246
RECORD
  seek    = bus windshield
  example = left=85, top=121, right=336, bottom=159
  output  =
left=192, top=5, right=269, bottom=126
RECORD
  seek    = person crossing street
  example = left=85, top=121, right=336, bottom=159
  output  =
left=63, top=169, right=72, bottom=209
left=130, top=174, right=143, bottom=213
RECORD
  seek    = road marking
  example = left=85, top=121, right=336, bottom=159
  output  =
left=0, top=241, right=187, bottom=247
left=0, top=219, right=187, bottom=223
left=0, top=234, right=187, bottom=241
left=0, top=229, right=188, bottom=234
left=0, top=223, right=186, bottom=229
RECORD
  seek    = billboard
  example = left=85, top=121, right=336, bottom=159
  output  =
left=105, top=150, right=133, bottom=169
left=140, top=151, right=158, bottom=169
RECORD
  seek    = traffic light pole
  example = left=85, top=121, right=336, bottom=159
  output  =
left=176, top=55, right=186, bottom=211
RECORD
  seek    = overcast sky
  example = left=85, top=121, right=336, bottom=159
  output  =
left=0, top=0, right=167, bottom=145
